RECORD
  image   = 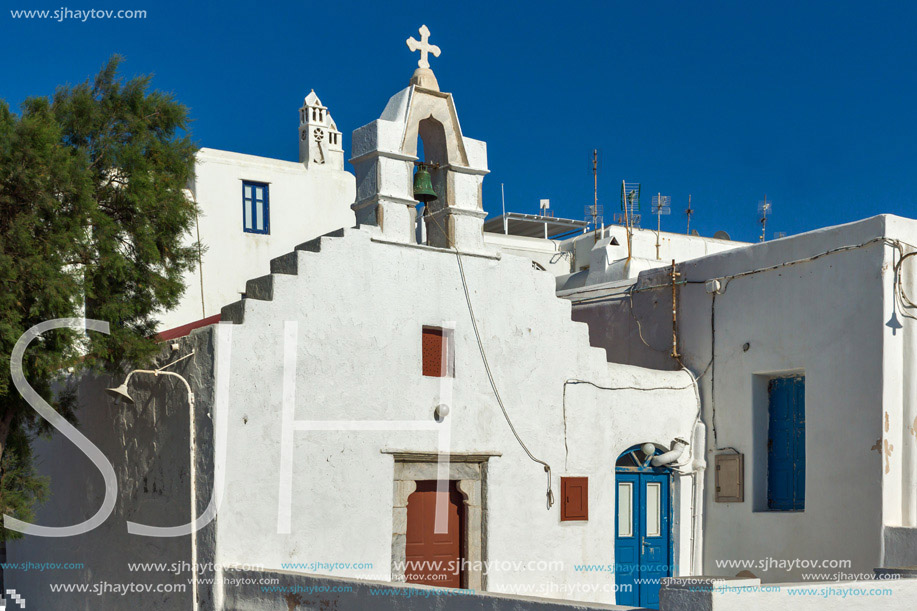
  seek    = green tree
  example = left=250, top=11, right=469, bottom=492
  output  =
left=0, top=56, right=199, bottom=540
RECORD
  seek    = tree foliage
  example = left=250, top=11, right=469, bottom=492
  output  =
left=0, top=56, right=198, bottom=539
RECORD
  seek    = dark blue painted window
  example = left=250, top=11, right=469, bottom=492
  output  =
left=767, top=376, right=805, bottom=511
left=242, top=181, right=270, bottom=234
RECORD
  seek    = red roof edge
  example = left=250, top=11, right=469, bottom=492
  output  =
left=157, top=314, right=222, bottom=341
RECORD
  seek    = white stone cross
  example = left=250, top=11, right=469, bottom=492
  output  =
left=406, top=25, right=441, bottom=70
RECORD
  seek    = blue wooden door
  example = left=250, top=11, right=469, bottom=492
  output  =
left=614, top=473, right=639, bottom=606
left=767, top=376, right=805, bottom=510
left=638, top=473, right=670, bottom=608
left=615, top=460, right=671, bottom=609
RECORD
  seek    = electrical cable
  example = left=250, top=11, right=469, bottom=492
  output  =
left=422, top=204, right=557, bottom=509
left=454, top=247, right=555, bottom=508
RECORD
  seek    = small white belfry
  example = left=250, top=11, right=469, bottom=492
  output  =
left=351, top=25, right=489, bottom=252
left=299, top=90, right=344, bottom=169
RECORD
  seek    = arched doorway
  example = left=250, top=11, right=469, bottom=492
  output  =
left=615, top=444, right=673, bottom=609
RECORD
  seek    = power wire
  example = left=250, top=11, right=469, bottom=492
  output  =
left=454, top=248, right=555, bottom=508
left=416, top=197, right=558, bottom=507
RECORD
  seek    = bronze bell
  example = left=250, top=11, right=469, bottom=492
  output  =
left=412, top=165, right=437, bottom=203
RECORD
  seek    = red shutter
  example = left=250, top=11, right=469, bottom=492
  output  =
left=422, top=327, right=446, bottom=377
left=561, top=477, right=588, bottom=521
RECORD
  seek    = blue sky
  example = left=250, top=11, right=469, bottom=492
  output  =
left=2, top=0, right=916, bottom=242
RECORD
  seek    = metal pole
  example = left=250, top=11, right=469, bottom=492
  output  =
left=671, top=259, right=681, bottom=359
left=593, top=150, right=599, bottom=244
left=501, top=183, right=507, bottom=234
left=686, top=194, right=692, bottom=235
left=623, top=180, right=632, bottom=261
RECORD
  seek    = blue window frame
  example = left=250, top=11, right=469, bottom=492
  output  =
left=242, top=181, right=270, bottom=234
left=767, top=375, right=805, bottom=511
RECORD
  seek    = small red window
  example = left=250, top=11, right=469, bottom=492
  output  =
left=561, top=477, right=588, bottom=521
left=422, top=327, right=452, bottom=377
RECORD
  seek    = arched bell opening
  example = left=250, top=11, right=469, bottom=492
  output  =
left=412, top=117, right=449, bottom=246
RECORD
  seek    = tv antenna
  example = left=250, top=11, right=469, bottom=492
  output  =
left=652, top=193, right=671, bottom=260
left=582, top=149, right=605, bottom=242
left=774, top=231, right=787, bottom=239
left=758, top=195, right=771, bottom=242
left=617, top=181, right=641, bottom=260
left=685, top=194, right=694, bottom=234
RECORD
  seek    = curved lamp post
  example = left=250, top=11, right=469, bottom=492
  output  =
left=104, top=350, right=199, bottom=607
left=105, top=351, right=196, bottom=408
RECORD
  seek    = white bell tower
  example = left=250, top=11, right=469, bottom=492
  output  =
left=350, top=26, right=490, bottom=252
left=299, top=90, right=344, bottom=170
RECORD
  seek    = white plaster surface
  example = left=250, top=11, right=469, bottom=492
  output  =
left=212, top=227, right=698, bottom=606
left=566, top=214, right=917, bottom=583
left=561, top=225, right=744, bottom=280
left=160, top=147, right=356, bottom=331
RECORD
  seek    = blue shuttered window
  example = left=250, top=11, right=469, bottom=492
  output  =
left=242, top=181, right=270, bottom=234
left=767, top=376, right=805, bottom=511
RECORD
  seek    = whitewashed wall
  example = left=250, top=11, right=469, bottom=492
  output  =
left=568, top=214, right=917, bottom=583
left=563, top=225, right=743, bottom=276
left=210, top=227, right=699, bottom=606
left=160, top=148, right=356, bottom=331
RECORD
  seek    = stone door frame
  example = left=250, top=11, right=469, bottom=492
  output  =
left=386, top=451, right=498, bottom=590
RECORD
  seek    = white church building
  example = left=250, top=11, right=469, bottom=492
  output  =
left=7, top=25, right=917, bottom=611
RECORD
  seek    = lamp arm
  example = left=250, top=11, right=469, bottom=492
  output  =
left=123, top=369, right=194, bottom=404
left=156, top=371, right=195, bottom=402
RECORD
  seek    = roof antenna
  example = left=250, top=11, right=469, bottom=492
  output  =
left=617, top=181, right=641, bottom=261
left=585, top=149, right=603, bottom=243
left=685, top=194, right=694, bottom=235
left=652, top=193, right=671, bottom=260
left=758, top=195, right=772, bottom=242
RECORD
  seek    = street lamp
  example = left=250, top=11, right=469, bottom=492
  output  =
left=105, top=351, right=196, bottom=408
left=105, top=349, right=200, bottom=607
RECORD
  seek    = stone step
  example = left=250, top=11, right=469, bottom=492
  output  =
left=269, top=227, right=347, bottom=275
left=220, top=299, right=246, bottom=324
left=245, top=275, right=275, bottom=301
left=219, top=297, right=274, bottom=325
left=226, top=228, right=350, bottom=324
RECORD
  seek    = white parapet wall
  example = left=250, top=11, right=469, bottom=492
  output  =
left=659, top=575, right=917, bottom=610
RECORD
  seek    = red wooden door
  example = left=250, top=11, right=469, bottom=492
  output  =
left=405, top=480, right=464, bottom=588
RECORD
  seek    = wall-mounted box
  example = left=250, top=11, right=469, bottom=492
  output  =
left=561, top=477, right=588, bottom=520
left=715, top=453, right=744, bottom=502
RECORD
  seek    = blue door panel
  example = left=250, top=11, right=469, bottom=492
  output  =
left=768, top=376, right=805, bottom=510
left=639, top=473, right=669, bottom=609
left=614, top=473, right=639, bottom=606
left=615, top=463, right=670, bottom=610
left=794, top=380, right=806, bottom=506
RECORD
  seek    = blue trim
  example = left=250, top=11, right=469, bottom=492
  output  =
left=242, top=180, right=270, bottom=235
